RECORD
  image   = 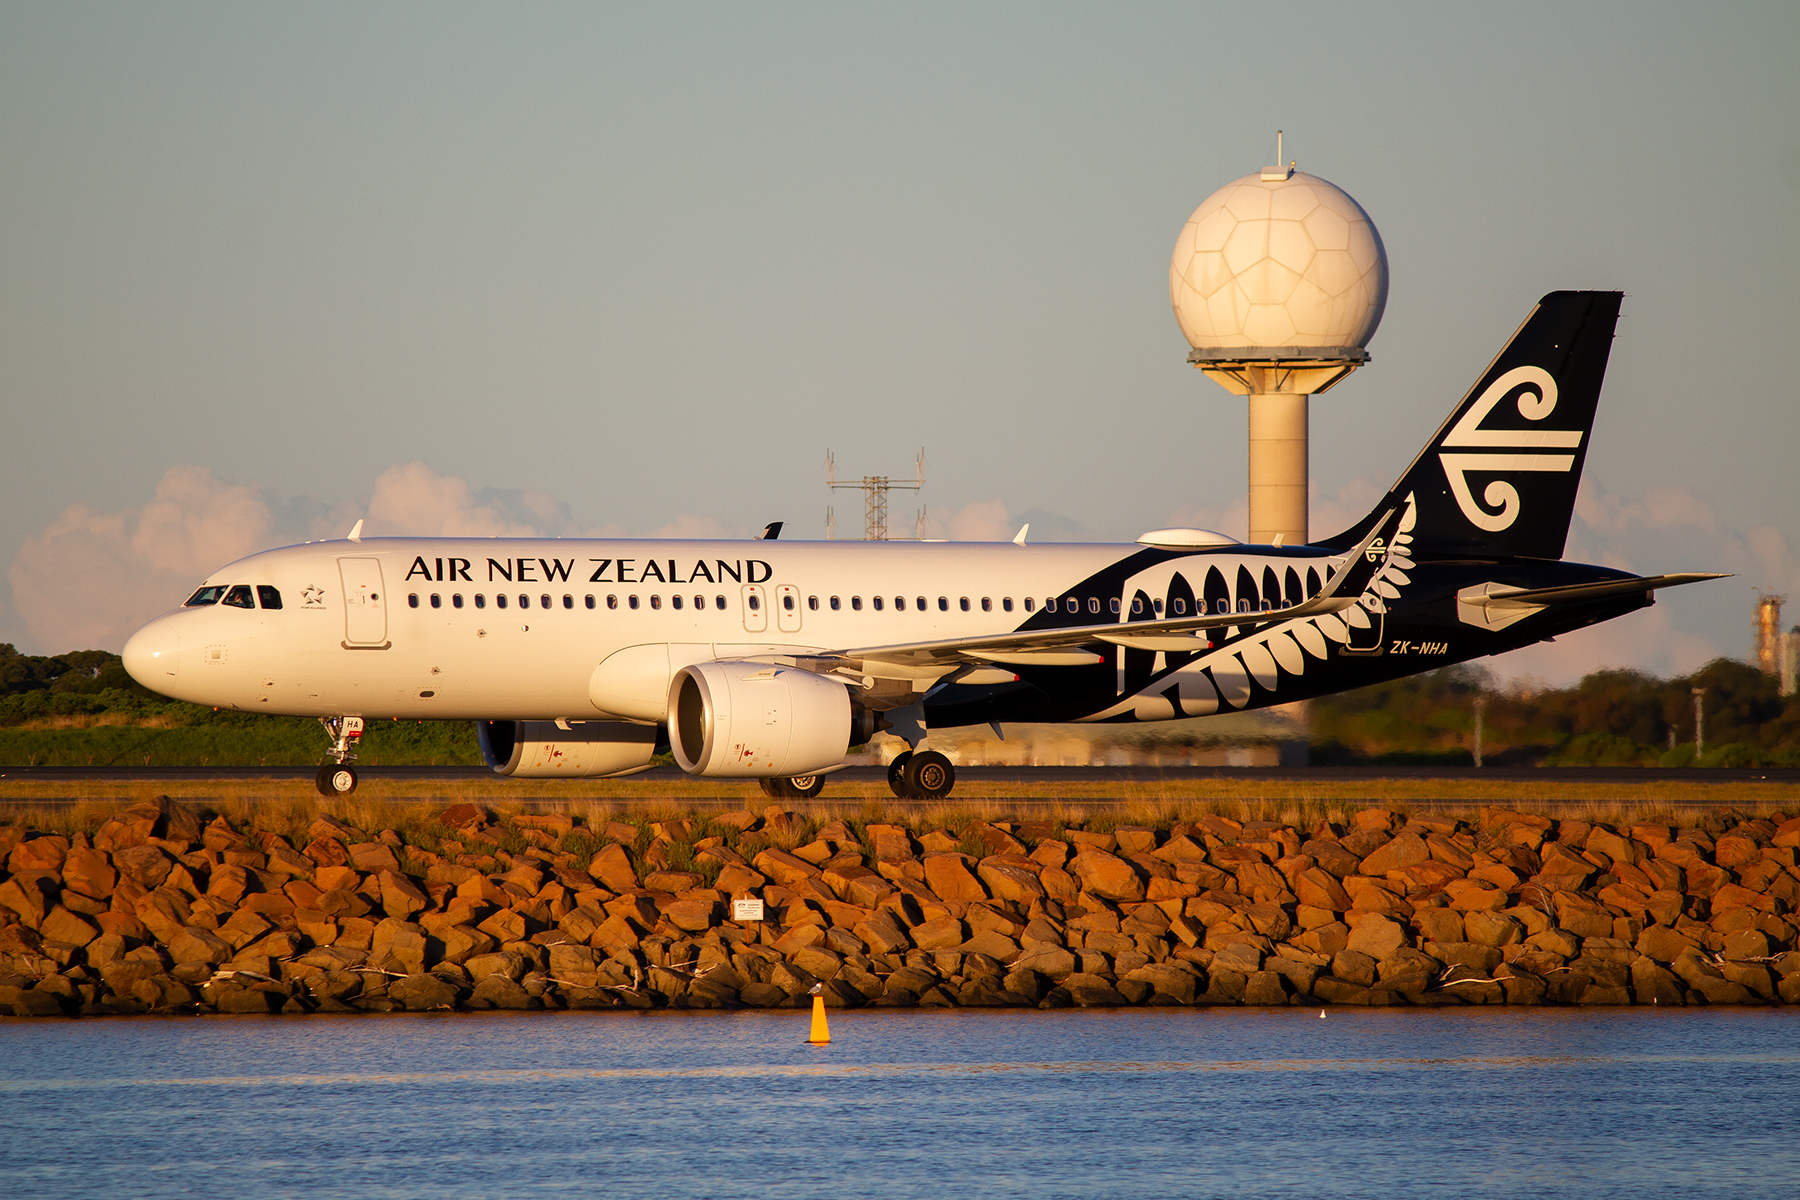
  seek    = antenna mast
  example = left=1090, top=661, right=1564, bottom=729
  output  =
left=825, top=448, right=925, bottom=540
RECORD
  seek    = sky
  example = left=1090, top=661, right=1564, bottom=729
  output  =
left=2, top=3, right=1796, bottom=685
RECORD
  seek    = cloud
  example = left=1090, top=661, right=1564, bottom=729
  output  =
left=9, top=466, right=274, bottom=653
left=918, top=498, right=1016, bottom=542
left=1161, top=478, right=1386, bottom=544
left=365, top=462, right=541, bottom=538
left=4, top=461, right=751, bottom=654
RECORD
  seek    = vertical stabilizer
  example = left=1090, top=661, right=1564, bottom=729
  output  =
left=1322, top=291, right=1622, bottom=560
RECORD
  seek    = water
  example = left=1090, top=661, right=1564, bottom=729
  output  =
left=2, top=1008, right=1797, bottom=1199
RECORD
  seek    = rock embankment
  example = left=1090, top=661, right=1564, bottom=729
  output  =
left=3, top=799, right=1799, bottom=1016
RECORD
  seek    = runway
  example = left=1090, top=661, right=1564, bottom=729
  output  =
left=3, top=764, right=1796, bottom=785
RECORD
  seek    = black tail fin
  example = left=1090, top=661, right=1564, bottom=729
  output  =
left=1321, top=290, right=1622, bottom=560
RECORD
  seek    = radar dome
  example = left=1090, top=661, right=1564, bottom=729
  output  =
left=1170, top=170, right=1388, bottom=352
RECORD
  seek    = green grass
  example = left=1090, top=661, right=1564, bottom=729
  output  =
left=0, top=715, right=483, bottom=767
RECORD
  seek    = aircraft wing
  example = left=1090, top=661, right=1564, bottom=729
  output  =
left=830, top=508, right=1403, bottom=674
left=1465, top=572, right=1729, bottom=611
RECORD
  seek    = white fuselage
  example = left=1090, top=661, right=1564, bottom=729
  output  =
left=124, top=535, right=1310, bottom=723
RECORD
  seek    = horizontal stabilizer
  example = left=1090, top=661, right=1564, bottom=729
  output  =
left=1470, top=573, right=1729, bottom=610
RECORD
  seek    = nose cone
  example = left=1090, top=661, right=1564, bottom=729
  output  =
left=122, top=615, right=181, bottom=690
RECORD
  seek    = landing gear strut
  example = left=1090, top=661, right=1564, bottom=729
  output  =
left=887, top=750, right=955, bottom=800
left=316, top=716, right=364, bottom=797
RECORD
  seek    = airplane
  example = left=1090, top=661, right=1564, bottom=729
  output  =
left=122, top=291, right=1723, bottom=800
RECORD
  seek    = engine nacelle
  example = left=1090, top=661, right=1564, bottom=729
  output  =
left=668, top=661, right=858, bottom=778
left=477, top=720, right=658, bottom=778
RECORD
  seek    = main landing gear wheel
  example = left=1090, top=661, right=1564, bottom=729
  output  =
left=315, top=764, right=359, bottom=797
left=904, top=750, right=955, bottom=800
left=758, top=775, right=826, bottom=799
left=888, top=750, right=955, bottom=799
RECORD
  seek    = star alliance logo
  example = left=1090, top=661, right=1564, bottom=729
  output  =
left=301, top=585, right=326, bottom=609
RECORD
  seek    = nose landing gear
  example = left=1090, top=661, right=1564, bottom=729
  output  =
left=315, top=715, right=364, bottom=796
left=316, top=764, right=359, bottom=795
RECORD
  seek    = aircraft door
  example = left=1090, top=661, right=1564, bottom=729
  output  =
left=1342, top=595, right=1385, bottom=655
left=741, top=584, right=768, bottom=633
left=775, top=584, right=801, bottom=633
left=338, top=557, right=390, bottom=648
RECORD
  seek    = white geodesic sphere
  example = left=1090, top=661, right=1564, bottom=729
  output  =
left=1170, top=171, right=1388, bottom=350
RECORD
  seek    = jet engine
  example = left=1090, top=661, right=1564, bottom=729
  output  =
left=477, top=719, right=658, bottom=778
left=668, top=661, right=872, bottom=778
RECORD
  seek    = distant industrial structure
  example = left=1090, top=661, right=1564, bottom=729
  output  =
left=1756, top=592, right=1797, bottom=697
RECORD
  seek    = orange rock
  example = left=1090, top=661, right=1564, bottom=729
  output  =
left=922, top=853, right=989, bottom=904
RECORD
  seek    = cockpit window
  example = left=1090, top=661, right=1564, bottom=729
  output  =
left=185, top=585, right=226, bottom=607
left=222, top=585, right=256, bottom=609
left=257, top=585, right=282, bottom=610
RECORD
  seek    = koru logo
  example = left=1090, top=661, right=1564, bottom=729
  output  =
left=1438, top=366, right=1581, bottom=531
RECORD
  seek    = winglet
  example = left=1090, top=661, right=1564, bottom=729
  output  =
left=1303, top=506, right=1402, bottom=610
left=346, top=519, right=364, bottom=543
left=1013, top=524, right=1029, bottom=546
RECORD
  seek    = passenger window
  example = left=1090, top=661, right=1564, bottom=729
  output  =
left=454, top=594, right=465, bottom=609
left=585, top=595, right=595, bottom=609
left=672, top=595, right=684, bottom=610
left=563, top=595, right=573, bottom=609
left=517, top=595, right=529, bottom=609
left=782, top=594, right=795, bottom=611
left=1109, top=598, right=1120, bottom=614
left=895, top=597, right=906, bottom=611
left=939, top=597, right=949, bottom=612
left=747, top=594, right=759, bottom=611
left=980, top=598, right=991, bottom=612
left=808, top=596, right=818, bottom=611
left=917, top=597, right=927, bottom=612
left=1132, top=597, right=1143, bottom=614
left=408, top=594, right=420, bottom=608
left=628, top=596, right=639, bottom=610
left=223, top=585, right=255, bottom=609
left=1002, top=597, right=1013, bottom=612
left=184, top=585, right=226, bottom=607
left=872, top=597, right=884, bottom=611
left=542, top=594, right=551, bottom=609
left=1174, top=598, right=1187, bottom=614
left=715, top=595, right=726, bottom=609
left=1087, top=598, right=1099, bottom=614
left=694, top=595, right=705, bottom=610
left=1237, top=599, right=1251, bottom=613
left=607, top=595, right=618, bottom=610
left=1261, top=599, right=1274, bottom=611
left=651, top=595, right=662, bottom=610
left=1065, top=598, right=1078, bottom=613
left=257, top=585, right=282, bottom=610
left=431, top=594, right=442, bottom=609
left=497, top=595, right=508, bottom=609
left=476, top=594, right=487, bottom=609
left=1153, top=598, right=1163, bottom=614
left=851, top=596, right=862, bottom=611
left=1022, top=597, right=1034, bottom=612
left=830, top=596, right=841, bottom=611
